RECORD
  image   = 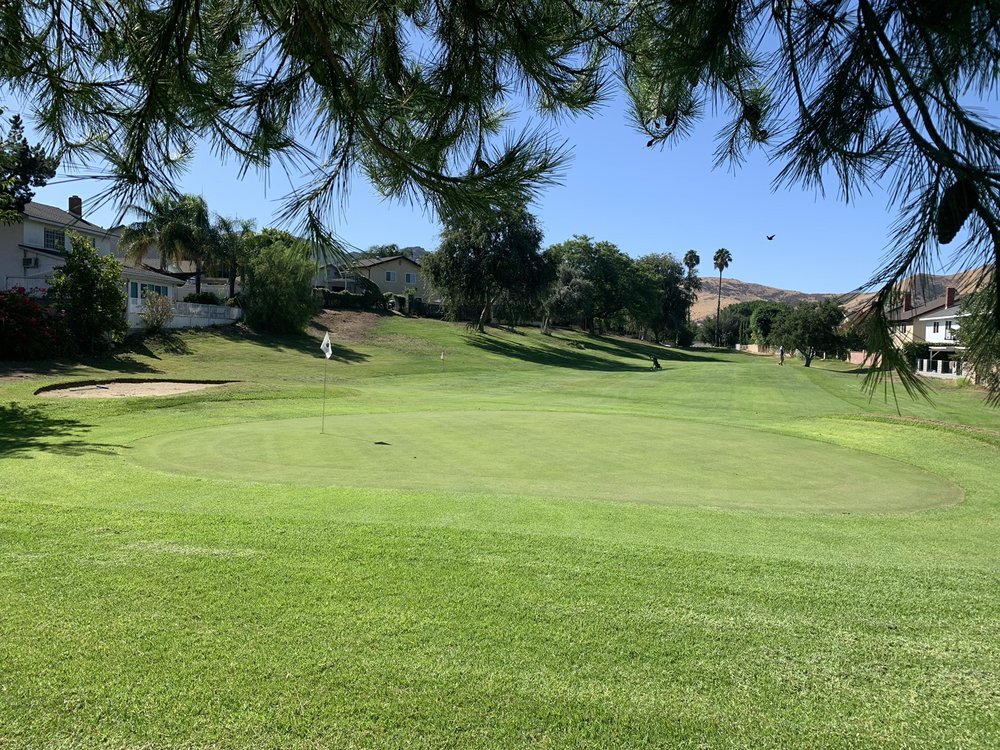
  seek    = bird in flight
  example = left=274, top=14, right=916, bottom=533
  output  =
left=766, top=234, right=775, bottom=240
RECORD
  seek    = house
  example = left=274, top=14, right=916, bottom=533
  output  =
left=886, top=286, right=966, bottom=377
left=353, top=255, right=428, bottom=298
left=914, top=288, right=967, bottom=377
left=0, top=196, right=238, bottom=330
left=316, top=254, right=436, bottom=304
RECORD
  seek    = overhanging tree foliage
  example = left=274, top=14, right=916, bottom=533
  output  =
left=0, top=1, right=601, bottom=253
left=616, top=0, right=999, bottom=394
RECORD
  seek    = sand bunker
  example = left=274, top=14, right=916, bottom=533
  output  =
left=38, top=380, right=233, bottom=398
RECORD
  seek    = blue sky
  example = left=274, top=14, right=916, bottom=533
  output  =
left=11, top=93, right=917, bottom=294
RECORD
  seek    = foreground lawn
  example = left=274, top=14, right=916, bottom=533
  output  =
left=1, top=316, right=998, bottom=749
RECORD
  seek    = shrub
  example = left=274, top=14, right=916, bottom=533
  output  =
left=49, top=235, right=127, bottom=353
left=674, top=322, right=695, bottom=347
left=243, top=240, right=316, bottom=333
left=323, top=290, right=366, bottom=310
left=900, top=340, right=930, bottom=367
left=0, top=288, right=67, bottom=359
left=140, top=292, right=174, bottom=333
left=184, top=291, right=222, bottom=305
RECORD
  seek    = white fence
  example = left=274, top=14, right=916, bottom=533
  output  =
left=127, top=300, right=242, bottom=330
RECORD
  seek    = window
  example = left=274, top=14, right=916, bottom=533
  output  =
left=385, top=271, right=396, bottom=282
left=405, top=272, right=417, bottom=284
left=130, top=282, right=170, bottom=299
left=933, top=322, right=940, bottom=333
left=43, top=227, right=65, bottom=251
left=945, top=321, right=953, bottom=330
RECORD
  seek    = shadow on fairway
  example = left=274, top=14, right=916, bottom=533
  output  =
left=200, top=326, right=370, bottom=363
left=468, top=331, right=721, bottom=371
left=0, top=352, right=163, bottom=378
left=0, top=403, right=120, bottom=458
left=561, top=334, right=723, bottom=363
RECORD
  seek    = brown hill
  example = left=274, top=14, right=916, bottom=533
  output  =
left=690, top=278, right=840, bottom=322
left=690, top=268, right=987, bottom=322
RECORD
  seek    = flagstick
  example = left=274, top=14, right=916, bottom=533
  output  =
left=321, top=355, right=329, bottom=434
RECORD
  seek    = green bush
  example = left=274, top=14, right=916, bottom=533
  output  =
left=0, top=288, right=67, bottom=359
left=49, top=235, right=127, bottom=353
left=323, top=290, right=366, bottom=309
left=184, top=291, right=222, bottom=305
left=243, top=240, right=316, bottom=333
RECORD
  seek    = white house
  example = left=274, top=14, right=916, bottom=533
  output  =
left=913, top=288, right=967, bottom=377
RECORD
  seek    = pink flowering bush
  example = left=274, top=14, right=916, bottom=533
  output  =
left=0, top=288, right=68, bottom=360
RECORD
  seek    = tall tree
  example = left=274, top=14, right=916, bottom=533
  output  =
left=541, top=261, right=593, bottom=335
left=682, top=249, right=701, bottom=323
left=772, top=301, right=846, bottom=367
left=713, top=248, right=732, bottom=346
left=211, top=216, right=256, bottom=299
left=424, top=207, right=549, bottom=333
left=634, top=253, right=691, bottom=343
left=548, top=235, right=633, bottom=334
left=0, top=113, right=59, bottom=223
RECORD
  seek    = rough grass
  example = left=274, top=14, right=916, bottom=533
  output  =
left=1, top=317, right=998, bottom=749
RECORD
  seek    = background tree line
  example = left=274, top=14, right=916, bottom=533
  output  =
left=423, top=210, right=701, bottom=344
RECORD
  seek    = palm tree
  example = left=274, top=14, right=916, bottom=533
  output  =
left=713, top=247, right=732, bottom=346
left=211, top=216, right=256, bottom=299
left=683, top=249, right=700, bottom=322
left=119, top=194, right=211, bottom=292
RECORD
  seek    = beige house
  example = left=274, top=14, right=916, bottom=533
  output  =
left=352, top=255, right=430, bottom=299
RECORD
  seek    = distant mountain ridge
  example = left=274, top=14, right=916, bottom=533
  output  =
left=689, top=268, right=984, bottom=322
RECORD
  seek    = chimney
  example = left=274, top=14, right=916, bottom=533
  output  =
left=902, top=291, right=912, bottom=312
left=68, top=195, right=82, bottom=218
left=945, top=287, right=958, bottom=308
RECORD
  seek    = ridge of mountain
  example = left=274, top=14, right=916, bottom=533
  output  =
left=689, top=268, right=983, bottom=322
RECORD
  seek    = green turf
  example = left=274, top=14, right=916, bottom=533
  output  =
left=129, top=412, right=960, bottom=513
left=1, top=317, right=999, bottom=749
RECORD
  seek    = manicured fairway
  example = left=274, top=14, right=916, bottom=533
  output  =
left=1, top=316, right=998, bottom=749
left=130, top=412, right=961, bottom=512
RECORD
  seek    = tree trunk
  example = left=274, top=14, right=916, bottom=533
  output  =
left=477, top=296, right=494, bottom=332
left=228, top=262, right=237, bottom=299
left=803, top=348, right=814, bottom=367
left=195, top=259, right=202, bottom=295
left=541, top=314, right=551, bottom=335
left=715, top=270, right=723, bottom=346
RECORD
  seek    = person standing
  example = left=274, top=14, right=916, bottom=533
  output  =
left=778, top=345, right=785, bottom=365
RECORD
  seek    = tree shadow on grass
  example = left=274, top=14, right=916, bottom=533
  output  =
left=197, top=325, right=370, bottom=364
left=554, top=333, right=725, bottom=363
left=0, top=352, right=162, bottom=378
left=468, top=330, right=720, bottom=371
left=0, top=403, right=121, bottom=458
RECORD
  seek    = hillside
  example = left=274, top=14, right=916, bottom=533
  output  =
left=689, top=278, right=841, bottom=321
left=690, top=267, right=986, bottom=322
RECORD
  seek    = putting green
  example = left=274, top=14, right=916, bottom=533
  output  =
left=129, top=411, right=961, bottom=513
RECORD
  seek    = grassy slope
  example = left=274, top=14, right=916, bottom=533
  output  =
left=1, top=317, right=998, bottom=749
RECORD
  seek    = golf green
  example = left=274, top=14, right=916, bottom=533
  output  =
left=129, top=411, right=961, bottom=513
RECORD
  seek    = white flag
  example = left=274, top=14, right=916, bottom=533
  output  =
left=320, top=332, right=333, bottom=359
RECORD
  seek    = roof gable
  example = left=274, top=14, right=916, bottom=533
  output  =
left=23, top=201, right=106, bottom=232
left=351, top=254, right=422, bottom=269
